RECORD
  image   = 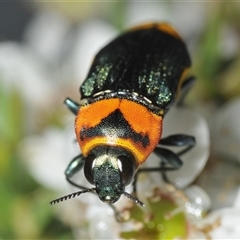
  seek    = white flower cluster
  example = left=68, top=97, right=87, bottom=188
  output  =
left=1, top=2, right=239, bottom=239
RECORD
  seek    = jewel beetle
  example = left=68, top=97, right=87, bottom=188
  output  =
left=50, top=22, right=196, bottom=207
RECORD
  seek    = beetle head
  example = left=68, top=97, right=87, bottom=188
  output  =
left=84, top=145, right=136, bottom=203
left=50, top=146, right=144, bottom=207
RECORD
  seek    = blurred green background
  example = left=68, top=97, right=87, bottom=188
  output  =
left=1, top=1, right=240, bottom=239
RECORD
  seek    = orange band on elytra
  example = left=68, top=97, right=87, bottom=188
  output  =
left=75, top=98, right=162, bottom=165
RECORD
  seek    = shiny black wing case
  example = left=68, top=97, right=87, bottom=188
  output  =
left=80, top=24, right=191, bottom=112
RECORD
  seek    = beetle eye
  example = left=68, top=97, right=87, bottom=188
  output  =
left=118, top=155, right=136, bottom=185
left=84, top=154, right=95, bottom=184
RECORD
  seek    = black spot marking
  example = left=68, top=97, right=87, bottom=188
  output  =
left=80, top=109, right=150, bottom=147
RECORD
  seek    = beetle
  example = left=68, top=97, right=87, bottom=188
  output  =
left=50, top=22, right=196, bottom=207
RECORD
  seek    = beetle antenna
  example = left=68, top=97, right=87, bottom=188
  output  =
left=50, top=188, right=96, bottom=205
left=123, top=192, right=145, bottom=207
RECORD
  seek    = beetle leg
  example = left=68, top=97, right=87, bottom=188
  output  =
left=154, top=147, right=183, bottom=168
left=181, top=76, right=196, bottom=93
left=108, top=204, right=126, bottom=222
left=64, top=97, right=80, bottom=115
left=159, top=134, right=195, bottom=146
left=159, top=161, right=172, bottom=183
left=156, top=134, right=195, bottom=182
left=65, top=154, right=88, bottom=190
left=133, top=134, right=195, bottom=193
left=177, top=76, right=196, bottom=106
left=133, top=148, right=183, bottom=193
left=154, top=147, right=184, bottom=184
left=159, top=134, right=196, bottom=156
left=132, top=161, right=178, bottom=194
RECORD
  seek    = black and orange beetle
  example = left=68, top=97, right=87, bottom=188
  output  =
left=50, top=23, right=196, bottom=207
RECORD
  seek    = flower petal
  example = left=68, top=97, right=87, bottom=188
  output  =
left=19, top=124, right=79, bottom=192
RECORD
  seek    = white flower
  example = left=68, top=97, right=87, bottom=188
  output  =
left=194, top=187, right=240, bottom=239
left=19, top=121, right=126, bottom=239
left=19, top=119, right=78, bottom=193
left=163, top=106, right=210, bottom=188
left=0, top=42, right=53, bottom=106
left=17, top=5, right=212, bottom=239
left=141, top=106, right=210, bottom=190
left=19, top=106, right=210, bottom=239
